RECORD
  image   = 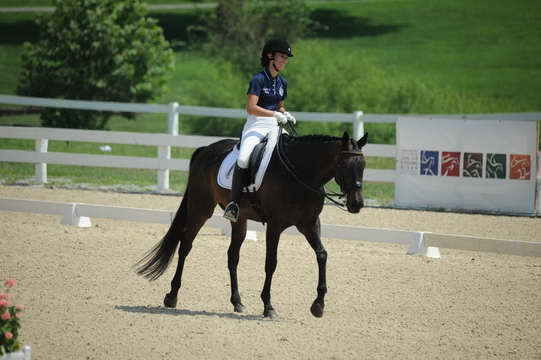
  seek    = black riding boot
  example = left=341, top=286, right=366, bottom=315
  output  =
left=224, top=165, right=249, bottom=222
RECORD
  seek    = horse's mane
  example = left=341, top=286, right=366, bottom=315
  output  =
left=282, top=134, right=341, bottom=145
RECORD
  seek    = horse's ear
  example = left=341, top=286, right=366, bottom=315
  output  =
left=357, top=132, right=368, bottom=148
left=341, top=131, right=351, bottom=149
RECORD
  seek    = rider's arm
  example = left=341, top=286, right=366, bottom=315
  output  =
left=246, top=94, right=284, bottom=117
left=277, top=101, right=286, bottom=114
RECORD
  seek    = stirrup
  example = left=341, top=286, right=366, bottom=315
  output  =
left=223, top=201, right=240, bottom=222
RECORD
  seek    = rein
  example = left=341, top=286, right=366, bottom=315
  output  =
left=276, top=125, right=351, bottom=210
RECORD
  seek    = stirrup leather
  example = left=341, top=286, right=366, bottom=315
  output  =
left=223, top=201, right=240, bottom=222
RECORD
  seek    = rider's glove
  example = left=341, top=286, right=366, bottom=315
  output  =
left=284, top=111, right=296, bottom=124
left=273, top=111, right=288, bottom=125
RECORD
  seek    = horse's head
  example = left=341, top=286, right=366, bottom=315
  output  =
left=334, top=132, right=368, bottom=213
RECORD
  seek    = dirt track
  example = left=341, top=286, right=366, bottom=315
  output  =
left=1, top=185, right=540, bottom=360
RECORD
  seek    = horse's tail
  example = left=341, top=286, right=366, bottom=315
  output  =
left=135, top=191, right=188, bottom=280
left=135, top=147, right=205, bottom=280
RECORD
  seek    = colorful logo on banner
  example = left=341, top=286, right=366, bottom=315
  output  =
left=510, top=154, right=531, bottom=180
left=463, top=153, right=483, bottom=178
left=486, top=153, right=506, bottom=179
left=420, top=150, right=438, bottom=175
left=399, top=150, right=532, bottom=180
left=442, top=152, right=460, bottom=177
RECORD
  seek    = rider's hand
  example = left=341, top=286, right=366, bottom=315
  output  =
left=284, top=111, right=296, bottom=124
left=273, top=111, right=288, bottom=125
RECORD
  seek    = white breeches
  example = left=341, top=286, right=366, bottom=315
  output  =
left=237, top=115, right=278, bottom=169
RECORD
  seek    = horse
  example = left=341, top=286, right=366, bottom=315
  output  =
left=136, top=129, right=368, bottom=318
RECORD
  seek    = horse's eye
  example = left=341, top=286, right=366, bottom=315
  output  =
left=354, top=181, right=362, bottom=189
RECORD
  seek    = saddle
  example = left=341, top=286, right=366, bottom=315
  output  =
left=217, top=126, right=280, bottom=193
left=236, top=136, right=269, bottom=184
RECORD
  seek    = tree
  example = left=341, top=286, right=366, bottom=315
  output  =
left=17, top=0, right=174, bottom=130
left=197, top=0, right=315, bottom=73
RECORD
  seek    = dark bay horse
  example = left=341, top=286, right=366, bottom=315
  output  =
left=136, top=130, right=368, bottom=318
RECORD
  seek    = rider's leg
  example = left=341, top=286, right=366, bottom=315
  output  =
left=223, top=133, right=262, bottom=222
left=223, top=165, right=249, bottom=222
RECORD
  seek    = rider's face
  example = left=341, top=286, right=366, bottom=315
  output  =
left=271, top=52, right=289, bottom=71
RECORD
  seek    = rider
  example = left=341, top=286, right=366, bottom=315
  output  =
left=223, top=39, right=296, bottom=222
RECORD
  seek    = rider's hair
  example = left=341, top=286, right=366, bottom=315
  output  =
left=260, top=52, right=272, bottom=68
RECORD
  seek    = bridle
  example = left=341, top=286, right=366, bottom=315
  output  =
left=334, top=150, right=364, bottom=194
left=276, top=124, right=364, bottom=211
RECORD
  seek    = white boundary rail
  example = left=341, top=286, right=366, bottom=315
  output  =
left=2, top=197, right=541, bottom=258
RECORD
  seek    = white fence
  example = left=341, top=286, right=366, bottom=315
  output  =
left=2, top=197, right=541, bottom=258
left=0, top=125, right=395, bottom=188
left=0, top=95, right=397, bottom=189
left=0, top=95, right=539, bottom=197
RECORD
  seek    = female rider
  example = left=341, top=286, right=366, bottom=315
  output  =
left=223, top=39, right=296, bottom=222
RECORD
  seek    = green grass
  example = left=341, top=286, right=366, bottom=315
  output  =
left=2, top=2, right=540, bottom=111
left=309, top=0, right=541, bottom=110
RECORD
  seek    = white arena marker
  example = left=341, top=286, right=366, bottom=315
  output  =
left=61, top=203, right=91, bottom=228
left=220, top=228, right=258, bottom=242
left=406, top=232, right=441, bottom=259
left=245, top=230, right=258, bottom=242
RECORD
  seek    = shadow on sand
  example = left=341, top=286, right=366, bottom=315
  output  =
left=115, top=305, right=271, bottom=322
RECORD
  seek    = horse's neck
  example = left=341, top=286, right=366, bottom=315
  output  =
left=286, top=141, right=339, bottom=186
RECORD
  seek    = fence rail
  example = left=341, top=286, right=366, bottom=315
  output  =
left=0, top=126, right=396, bottom=187
left=1, top=94, right=539, bottom=191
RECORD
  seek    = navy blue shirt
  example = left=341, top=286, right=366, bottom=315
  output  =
left=246, top=69, right=288, bottom=111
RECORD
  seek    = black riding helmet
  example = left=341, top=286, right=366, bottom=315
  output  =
left=260, top=39, right=294, bottom=67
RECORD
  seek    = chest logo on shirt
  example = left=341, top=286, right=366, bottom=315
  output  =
left=262, top=86, right=283, bottom=97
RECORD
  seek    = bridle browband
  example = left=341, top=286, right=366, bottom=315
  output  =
left=275, top=125, right=364, bottom=210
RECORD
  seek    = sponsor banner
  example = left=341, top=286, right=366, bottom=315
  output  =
left=396, top=118, right=538, bottom=214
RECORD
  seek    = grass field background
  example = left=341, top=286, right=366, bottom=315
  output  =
left=1, top=0, right=540, bottom=205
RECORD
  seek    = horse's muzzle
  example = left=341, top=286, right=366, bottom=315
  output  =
left=346, top=195, right=364, bottom=213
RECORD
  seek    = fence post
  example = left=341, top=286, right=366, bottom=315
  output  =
left=168, top=102, right=179, bottom=135
left=352, top=111, right=364, bottom=140
left=157, top=102, right=179, bottom=191
left=35, top=138, right=48, bottom=184
left=534, top=151, right=541, bottom=215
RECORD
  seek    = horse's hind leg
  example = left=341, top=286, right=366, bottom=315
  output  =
left=297, top=218, right=327, bottom=318
left=228, top=219, right=247, bottom=312
left=165, top=209, right=214, bottom=308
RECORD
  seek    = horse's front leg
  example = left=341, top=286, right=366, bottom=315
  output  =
left=260, top=225, right=282, bottom=319
left=297, top=218, right=327, bottom=317
left=228, top=220, right=247, bottom=312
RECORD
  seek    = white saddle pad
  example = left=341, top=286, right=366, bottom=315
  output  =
left=217, top=127, right=280, bottom=192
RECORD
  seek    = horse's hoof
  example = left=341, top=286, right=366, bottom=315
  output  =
left=164, top=294, right=178, bottom=308
left=310, top=302, right=324, bottom=318
left=263, top=308, right=278, bottom=319
left=234, top=303, right=245, bottom=313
